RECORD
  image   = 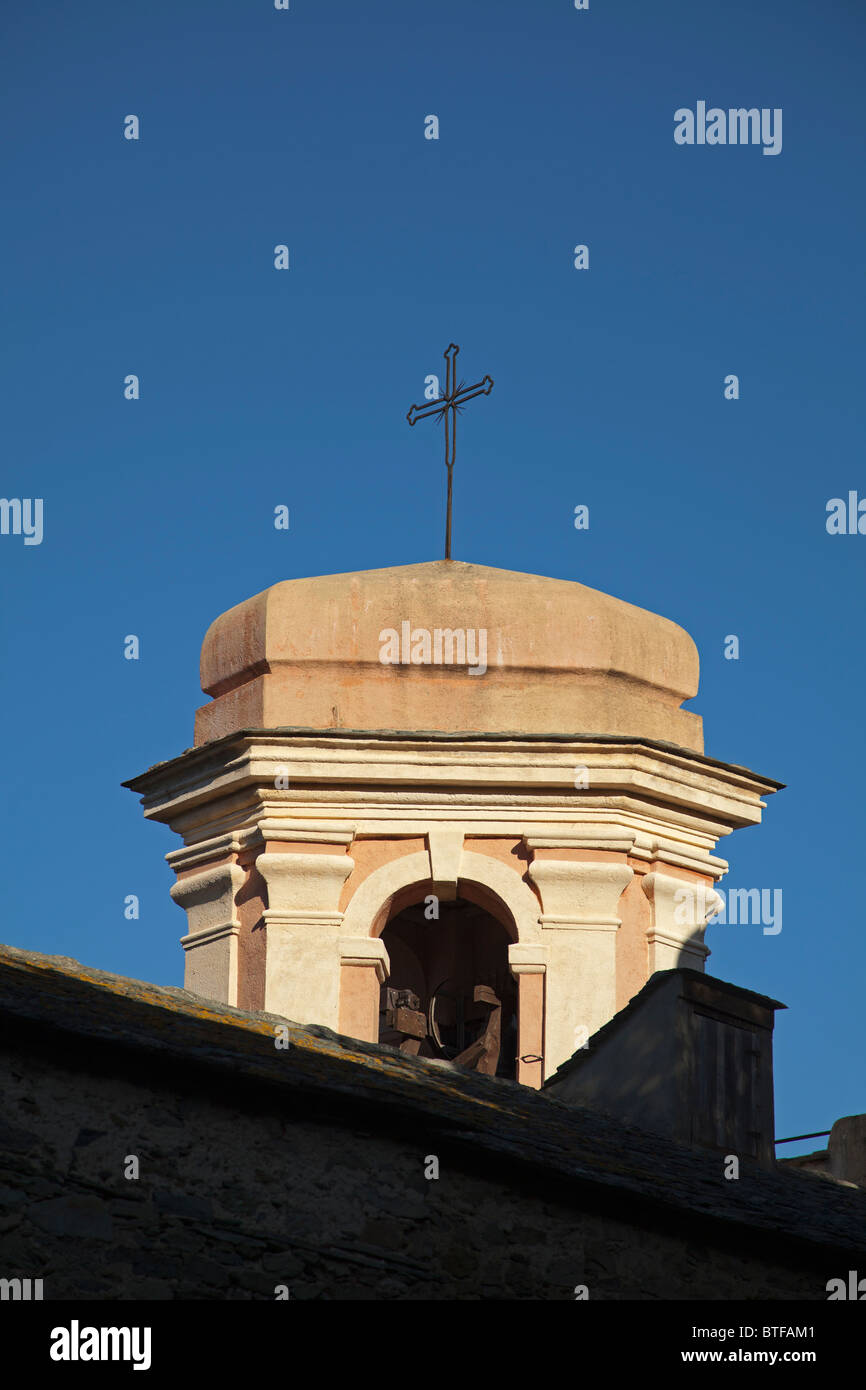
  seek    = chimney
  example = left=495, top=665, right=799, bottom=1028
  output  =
left=543, top=969, right=784, bottom=1169
left=780, top=1115, right=866, bottom=1188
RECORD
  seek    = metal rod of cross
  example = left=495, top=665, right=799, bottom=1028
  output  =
left=406, top=343, right=494, bottom=559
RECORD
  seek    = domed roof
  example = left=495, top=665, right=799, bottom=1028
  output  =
left=195, top=560, right=702, bottom=751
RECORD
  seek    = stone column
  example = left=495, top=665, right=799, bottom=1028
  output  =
left=256, top=848, right=354, bottom=1028
left=642, top=872, right=720, bottom=972
left=170, top=862, right=245, bottom=1006
left=528, top=858, right=633, bottom=1077
left=508, top=943, right=547, bottom=1089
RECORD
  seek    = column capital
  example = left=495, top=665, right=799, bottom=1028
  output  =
left=257, top=852, right=354, bottom=915
left=169, top=862, right=245, bottom=927
left=528, top=858, right=633, bottom=923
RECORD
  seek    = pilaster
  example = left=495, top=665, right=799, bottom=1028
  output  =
left=528, top=855, right=633, bottom=1077
left=338, top=937, right=390, bottom=1042
left=642, top=871, right=721, bottom=972
left=257, top=844, right=354, bottom=1028
left=170, top=862, right=245, bottom=1006
left=508, top=943, right=548, bottom=1089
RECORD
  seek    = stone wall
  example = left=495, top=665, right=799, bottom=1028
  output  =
left=0, top=944, right=863, bottom=1301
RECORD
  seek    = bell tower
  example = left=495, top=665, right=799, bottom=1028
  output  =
left=125, top=560, right=780, bottom=1087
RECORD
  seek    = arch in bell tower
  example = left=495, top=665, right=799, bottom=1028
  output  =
left=379, top=896, right=519, bottom=1080
left=336, top=847, right=546, bottom=1085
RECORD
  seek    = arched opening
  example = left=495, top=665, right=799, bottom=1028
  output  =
left=378, top=896, right=518, bottom=1079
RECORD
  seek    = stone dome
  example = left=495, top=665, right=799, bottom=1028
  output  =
left=194, top=560, right=702, bottom=751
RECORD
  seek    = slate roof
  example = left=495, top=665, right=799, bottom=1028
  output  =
left=0, top=941, right=860, bottom=1258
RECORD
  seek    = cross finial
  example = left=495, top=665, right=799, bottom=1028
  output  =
left=406, top=343, right=494, bottom=559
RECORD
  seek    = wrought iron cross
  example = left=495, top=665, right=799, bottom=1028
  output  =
left=406, top=343, right=493, bottom=559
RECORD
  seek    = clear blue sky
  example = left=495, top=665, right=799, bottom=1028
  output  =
left=1, top=0, right=863, bottom=1155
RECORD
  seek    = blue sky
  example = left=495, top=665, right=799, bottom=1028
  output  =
left=1, top=0, right=863, bottom=1155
